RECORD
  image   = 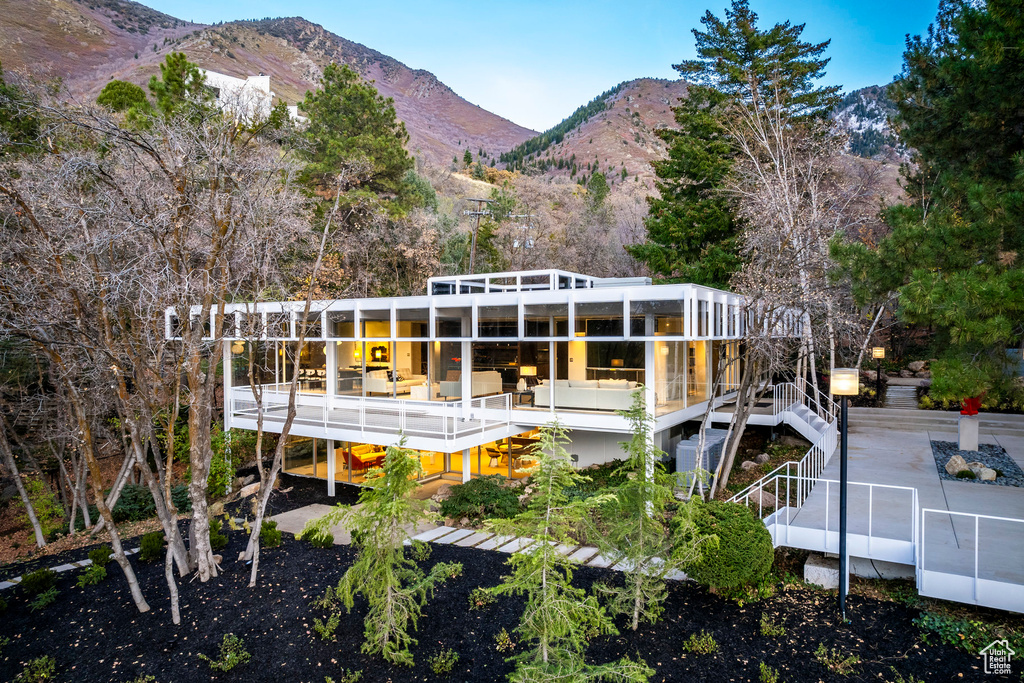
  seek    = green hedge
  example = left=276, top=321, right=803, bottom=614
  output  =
left=439, top=476, right=522, bottom=522
left=679, top=501, right=773, bottom=590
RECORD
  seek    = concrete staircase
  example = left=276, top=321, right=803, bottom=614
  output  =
left=848, top=407, right=1024, bottom=438
left=787, top=403, right=831, bottom=442
left=884, top=385, right=919, bottom=409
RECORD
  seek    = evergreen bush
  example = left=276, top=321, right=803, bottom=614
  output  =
left=20, top=568, right=56, bottom=596
left=439, top=475, right=521, bottom=522
left=139, top=531, right=165, bottom=563
left=14, top=655, right=55, bottom=683
left=209, top=518, right=229, bottom=551
left=260, top=519, right=282, bottom=548
left=76, top=565, right=107, bottom=587
left=680, top=501, right=773, bottom=590
left=88, top=545, right=113, bottom=568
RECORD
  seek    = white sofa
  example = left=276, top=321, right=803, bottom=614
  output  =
left=534, top=378, right=636, bottom=411
left=439, top=370, right=504, bottom=398
left=364, top=369, right=426, bottom=395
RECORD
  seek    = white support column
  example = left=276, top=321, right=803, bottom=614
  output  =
left=461, top=339, right=472, bottom=407
left=462, top=448, right=471, bottom=483
left=327, top=439, right=336, bottom=497
left=223, top=340, right=233, bottom=429
left=326, top=341, right=337, bottom=408
left=548, top=339, right=556, bottom=415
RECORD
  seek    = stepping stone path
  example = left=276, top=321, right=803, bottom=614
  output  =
left=0, top=547, right=141, bottom=591
left=410, top=526, right=687, bottom=580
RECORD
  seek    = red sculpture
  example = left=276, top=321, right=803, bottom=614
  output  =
left=960, top=395, right=983, bottom=416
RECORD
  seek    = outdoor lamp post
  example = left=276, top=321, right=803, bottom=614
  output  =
left=872, top=347, right=885, bottom=406
left=831, top=367, right=859, bottom=621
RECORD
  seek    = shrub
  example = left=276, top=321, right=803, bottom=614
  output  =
left=759, top=661, right=780, bottom=683
left=112, top=484, right=157, bottom=522
left=0, top=594, right=7, bottom=612
left=15, top=655, right=56, bottom=683
left=759, top=613, right=786, bottom=637
left=814, top=643, right=860, bottom=675
left=494, top=628, right=515, bottom=652
left=325, top=671, right=363, bottom=683
left=681, top=501, right=773, bottom=591
left=428, top=648, right=459, bottom=676
left=913, top=612, right=1024, bottom=653
left=408, top=539, right=431, bottom=562
left=0, top=635, right=9, bottom=655
left=140, top=531, right=165, bottom=563
left=304, top=529, right=334, bottom=548
left=129, top=676, right=156, bottom=683
left=885, top=667, right=924, bottom=683
left=439, top=475, right=522, bottom=522
left=955, top=469, right=976, bottom=479
left=259, top=520, right=282, bottom=548
left=16, top=478, right=64, bottom=540
left=88, top=545, right=113, bottom=568
left=76, top=565, right=107, bottom=587
left=468, top=587, right=496, bottom=610
left=20, top=568, right=56, bottom=596
left=683, top=630, right=718, bottom=654
left=209, top=518, right=228, bottom=551
left=29, top=586, right=58, bottom=612
left=314, top=611, right=340, bottom=641
left=198, top=633, right=251, bottom=672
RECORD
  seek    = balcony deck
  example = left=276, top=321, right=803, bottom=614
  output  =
left=229, top=387, right=518, bottom=452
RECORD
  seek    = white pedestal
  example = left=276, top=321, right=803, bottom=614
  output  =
left=958, top=415, right=979, bottom=452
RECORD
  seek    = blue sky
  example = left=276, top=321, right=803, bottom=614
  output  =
left=146, top=0, right=940, bottom=132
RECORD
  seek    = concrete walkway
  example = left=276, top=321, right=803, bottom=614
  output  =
left=787, top=415, right=1024, bottom=587
left=271, top=503, right=437, bottom=545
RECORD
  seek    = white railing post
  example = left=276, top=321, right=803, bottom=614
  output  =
left=974, top=515, right=980, bottom=603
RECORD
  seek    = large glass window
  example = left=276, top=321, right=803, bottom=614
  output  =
left=360, top=309, right=391, bottom=338
left=687, top=341, right=710, bottom=402
left=629, top=300, right=685, bottom=336
left=655, top=341, right=686, bottom=410
left=328, top=310, right=355, bottom=338
left=435, top=307, right=468, bottom=338
left=575, top=301, right=623, bottom=337
left=478, top=305, right=518, bottom=338
left=335, top=341, right=362, bottom=395
left=524, top=302, right=568, bottom=338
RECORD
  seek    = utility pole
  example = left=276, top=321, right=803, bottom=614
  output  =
left=463, top=197, right=493, bottom=275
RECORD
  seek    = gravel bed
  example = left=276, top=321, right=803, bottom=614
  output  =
left=930, top=440, right=1024, bottom=487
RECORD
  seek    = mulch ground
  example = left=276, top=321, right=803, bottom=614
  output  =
left=0, top=522, right=996, bottom=683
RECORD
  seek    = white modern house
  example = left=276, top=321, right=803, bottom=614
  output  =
left=170, top=270, right=757, bottom=495
left=200, top=68, right=307, bottom=123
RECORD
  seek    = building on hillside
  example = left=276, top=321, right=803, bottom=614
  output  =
left=200, top=68, right=306, bottom=123
left=168, top=270, right=788, bottom=496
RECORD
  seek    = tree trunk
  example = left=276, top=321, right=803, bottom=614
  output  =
left=0, top=423, right=46, bottom=548
left=164, top=544, right=181, bottom=625
left=854, top=302, right=887, bottom=370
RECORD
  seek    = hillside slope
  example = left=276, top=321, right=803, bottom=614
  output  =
left=0, top=2, right=537, bottom=166
left=499, top=78, right=687, bottom=190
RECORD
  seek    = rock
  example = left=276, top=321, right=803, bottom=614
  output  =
left=945, top=454, right=968, bottom=475
left=908, top=360, right=927, bottom=372
left=965, top=461, right=985, bottom=470
left=517, top=493, right=530, bottom=504
left=749, top=488, right=777, bottom=508
left=740, top=460, right=758, bottom=471
left=239, top=482, right=260, bottom=498
left=778, top=435, right=811, bottom=448
left=213, top=554, right=223, bottom=566
left=915, top=371, right=932, bottom=379
left=755, top=453, right=770, bottom=464
left=899, top=369, right=914, bottom=378
left=975, top=467, right=997, bottom=481
left=209, top=501, right=225, bottom=517
left=863, top=369, right=877, bottom=382
left=433, top=484, right=453, bottom=502
left=505, top=479, right=525, bottom=489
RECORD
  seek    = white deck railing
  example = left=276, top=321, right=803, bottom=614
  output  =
left=918, top=508, right=1024, bottom=611
left=229, top=387, right=512, bottom=443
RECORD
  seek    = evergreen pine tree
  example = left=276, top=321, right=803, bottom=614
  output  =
left=486, top=422, right=653, bottom=683
left=592, top=390, right=711, bottom=631
left=302, top=441, right=461, bottom=666
left=463, top=148, right=473, bottom=167
left=147, top=52, right=209, bottom=118
left=630, top=0, right=839, bottom=287
left=299, top=63, right=413, bottom=197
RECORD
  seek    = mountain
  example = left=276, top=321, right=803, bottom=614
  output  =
left=497, top=78, right=688, bottom=188
left=833, top=84, right=904, bottom=159
left=0, top=1, right=537, bottom=166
